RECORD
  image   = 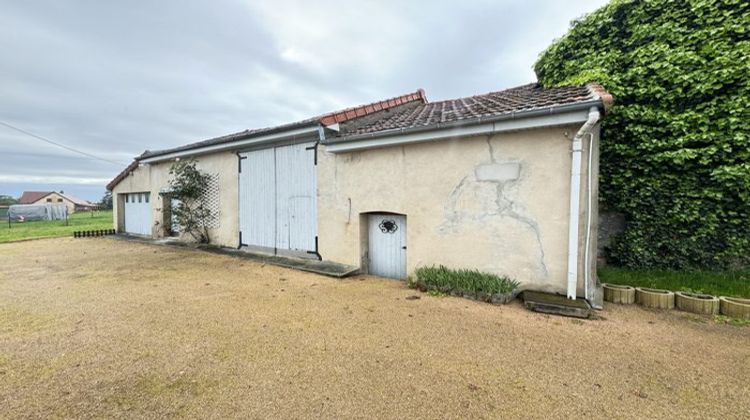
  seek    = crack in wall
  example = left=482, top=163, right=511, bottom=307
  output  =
left=492, top=182, right=548, bottom=277
left=438, top=136, right=548, bottom=278
left=486, top=136, right=497, bottom=163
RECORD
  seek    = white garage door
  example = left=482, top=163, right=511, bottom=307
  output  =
left=123, top=192, right=152, bottom=236
left=239, top=142, right=317, bottom=255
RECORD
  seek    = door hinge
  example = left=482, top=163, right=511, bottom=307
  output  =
left=306, top=142, right=319, bottom=165
left=237, top=154, right=247, bottom=173
left=306, top=236, right=322, bottom=260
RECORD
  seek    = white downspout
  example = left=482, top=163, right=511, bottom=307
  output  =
left=567, top=107, right=600, bottom=299
left=584, top=131, right=594, bottom=301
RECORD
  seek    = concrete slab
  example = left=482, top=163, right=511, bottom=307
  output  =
left=522, top=291, right=592, bottom=319
left=111, top=235, right=360, bottom=278
left=201, top=246, right=360, bottom=278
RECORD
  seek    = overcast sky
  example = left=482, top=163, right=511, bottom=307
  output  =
left=0, top=0, right=607, bottom=201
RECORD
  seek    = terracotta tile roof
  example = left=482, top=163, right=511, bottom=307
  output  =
left=319, top=90, right=427, bottom=126
left=337, top=83, right=607, bottom=137
left=19, top=191, right=51, bottom=204
left=109, top=83, right=611, bottom=190
left=112, top=91, right=425, bottom=190
left=137, top=90, right=427, bottom=162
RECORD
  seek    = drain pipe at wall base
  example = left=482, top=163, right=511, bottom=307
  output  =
left=584, top=131, right=595, bottom=302
left=567, top=106, right=601, bottom=300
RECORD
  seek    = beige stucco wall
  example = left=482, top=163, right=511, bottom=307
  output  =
left=33, top=192, right=75, bottom=214
left=111, top=152, right=239, bottom=248
left=109, top=123, right=600, bottom=298
left=317, top=125, right=598, bottom=296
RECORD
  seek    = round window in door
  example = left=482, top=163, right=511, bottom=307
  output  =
left=379, top=219, right=398, bottom=233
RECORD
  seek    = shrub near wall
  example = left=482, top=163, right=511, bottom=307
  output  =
left=412, top=266, right=520, bottom=304
left=534, top=0, right=750, bottom=269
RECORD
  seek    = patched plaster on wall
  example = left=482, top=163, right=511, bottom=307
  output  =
left=438, top=136, right=548, bottom=278
left=475, top=162, right=521, bottom=182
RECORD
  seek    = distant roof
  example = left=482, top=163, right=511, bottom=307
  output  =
left=59, top=192, right=94, bottom=206
left=19, top=191, right=51, bottom=204
left=18, top=191, right=93, bottom=206
left=334, top=83, right=612, bottom=138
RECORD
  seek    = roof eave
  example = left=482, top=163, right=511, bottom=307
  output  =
left=322, top=99, right=604, bottom=153
left=135, top=89, right=429, bottom=162
left=138, top=122, right=321, bottom=163
left=106, top=160, right=139, bottom=191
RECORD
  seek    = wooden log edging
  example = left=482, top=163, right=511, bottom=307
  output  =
left=675, top=292, right=719, bottom=315
left=602, top=283, right=749, bottom=319
left=73, top=229, right=116, bottom=238
left=603, top=283, right=636, bottom=304
left=635, top=287, right=675, bottom=309
left=719, top=297, right=750, bottom=319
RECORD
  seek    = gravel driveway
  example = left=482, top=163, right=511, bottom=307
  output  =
left=1, top=238, right=748, bottom=418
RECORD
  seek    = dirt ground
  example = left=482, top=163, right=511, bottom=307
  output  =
left=1, top=238, right=748, bottom=419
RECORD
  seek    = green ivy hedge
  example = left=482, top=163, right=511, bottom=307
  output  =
left=534, top=0, right=750, bottom=269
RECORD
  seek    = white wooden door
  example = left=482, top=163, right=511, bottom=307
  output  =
left=275, top=142, right=317, bottom=252
left=368, top=214, right=407, bottom=279
left=239, top=142, right=317, bottom=253
left=123, top=192, right=151, bottom=236
left=239, top=148, right=276, bottom=249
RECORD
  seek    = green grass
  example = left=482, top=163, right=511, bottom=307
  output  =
left=713, top=315, right=750, bottom=327
left=0, top=211, right=113, bottom=243
left=412, top=265, right=520, bottom=295
left=599, top=266, right=750, bottom=299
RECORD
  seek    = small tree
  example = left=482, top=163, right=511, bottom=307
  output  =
left=0, top=195, right=18, bottom=205
left=168, top=159, right=213, bottom=243
left=99, top=191, right=113, bottom=210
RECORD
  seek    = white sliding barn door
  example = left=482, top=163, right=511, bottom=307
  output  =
left=275, top=142, right=317, bottom=252
left=239, top=148, right=276, bottom=249
left=238, top=142, right=317, bottom=255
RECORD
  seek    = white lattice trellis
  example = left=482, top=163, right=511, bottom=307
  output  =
left=200, top=174, right=220, bottom=229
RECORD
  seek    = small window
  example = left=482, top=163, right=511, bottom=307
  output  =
left=57, top=198, right=63, bottom=202
left=46, top=198, right=52, bottom=202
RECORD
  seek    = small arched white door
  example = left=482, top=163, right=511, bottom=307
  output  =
left=368, top=214, right=407, bottom=279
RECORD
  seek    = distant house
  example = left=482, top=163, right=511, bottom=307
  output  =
left=18, top=191, right=96, bottom=213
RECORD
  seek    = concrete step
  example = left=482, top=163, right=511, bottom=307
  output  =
left=522, top=290, right=592, bottom=319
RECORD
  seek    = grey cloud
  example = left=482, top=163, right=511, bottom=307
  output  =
left=0, top=0, right=606, bottom=200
